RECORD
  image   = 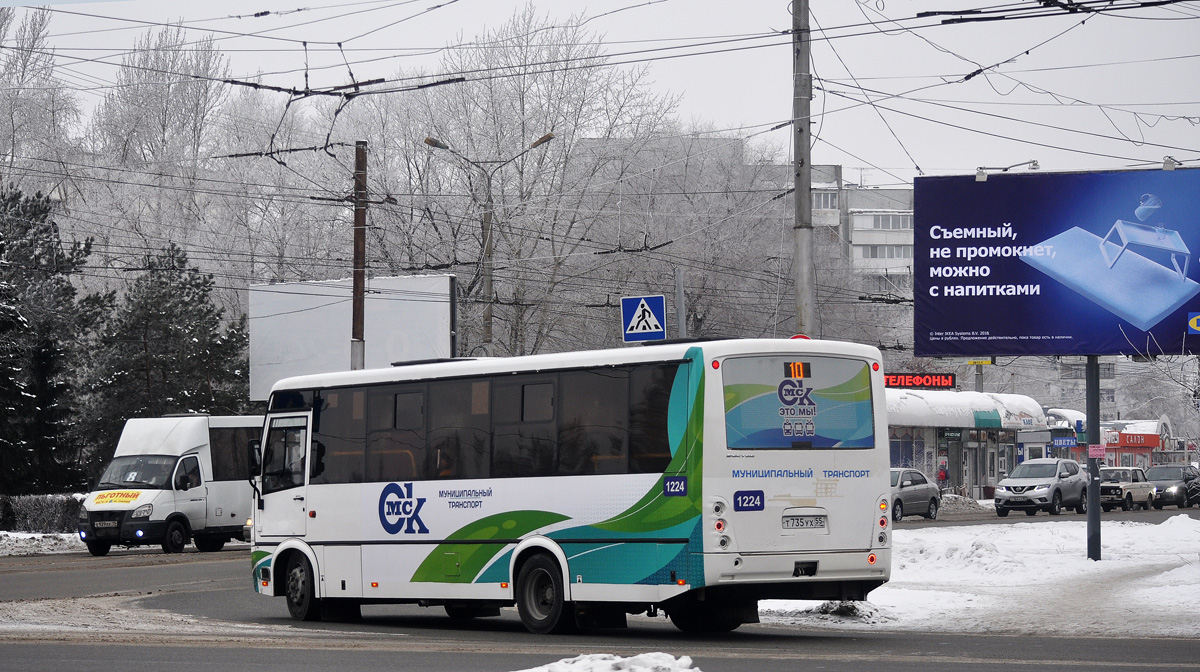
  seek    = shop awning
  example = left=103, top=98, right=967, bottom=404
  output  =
left=886, top=389, right=1048, bottom=431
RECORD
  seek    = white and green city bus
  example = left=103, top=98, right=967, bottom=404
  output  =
left=247, top=338, right=891, bottom=634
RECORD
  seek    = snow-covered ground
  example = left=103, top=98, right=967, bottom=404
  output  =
left=3, top=513, right=1198, bottom=672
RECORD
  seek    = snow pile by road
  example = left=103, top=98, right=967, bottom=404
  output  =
left=0, top=593, right=293, bottom=637
left=762, top=514, right=1200, bottom=637
left=0, top=531, right=85, bottom=556
left=935, top=493, right=991, bottom=513
left=516, top=653, right=697, bottom=672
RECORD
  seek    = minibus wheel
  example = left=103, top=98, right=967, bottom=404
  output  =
left=85, top=540, right=111, bottom=557
left=161, top=520, right=188, bottom=554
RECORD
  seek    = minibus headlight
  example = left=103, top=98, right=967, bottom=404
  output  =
left=78, top=507, right=89, bottom=521
left=131, top=503, right=153, bottom=519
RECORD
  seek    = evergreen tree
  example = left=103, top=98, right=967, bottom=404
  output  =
left=0, top=279, right=28, bottom=494
left=0, top=185, right=104, bottom=495
left=83, top=244, right=249, bottom=477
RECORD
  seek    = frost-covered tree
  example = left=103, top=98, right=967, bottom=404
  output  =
left=326, top=5, right=676, bottom=356
left=0, top=8, right=80, bottom=196
left=78, top=25, right=230, bottom=279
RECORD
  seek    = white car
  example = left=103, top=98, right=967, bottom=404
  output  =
left=994, top=458, right=1088, bottom=517
left=1099, top=466, right=1155, bottom=511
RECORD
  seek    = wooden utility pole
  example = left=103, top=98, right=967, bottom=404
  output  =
left=351, top=140, right=367, bottom=370
left=793, top=0, right=817, bottom=337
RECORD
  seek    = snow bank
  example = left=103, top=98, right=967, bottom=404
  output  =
left=763, top=515, right=1200, bottom=637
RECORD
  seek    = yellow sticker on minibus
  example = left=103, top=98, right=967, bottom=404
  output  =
left=92, top=491, right=142, bottom=505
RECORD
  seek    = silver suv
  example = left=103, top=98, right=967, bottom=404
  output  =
left=994, top=458, right=1088, bottom=517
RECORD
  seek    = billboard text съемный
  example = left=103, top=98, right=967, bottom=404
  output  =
left=914, top=168, right=1200, bottom=357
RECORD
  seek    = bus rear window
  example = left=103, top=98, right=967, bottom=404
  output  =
left=722, top=355, right=874, bottom=450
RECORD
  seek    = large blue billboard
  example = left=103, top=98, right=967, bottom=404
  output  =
left=914, top=168, right=1200, bottom=357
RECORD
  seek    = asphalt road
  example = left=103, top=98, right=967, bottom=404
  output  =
left=895, top=499, right=1200, bottom=527
left=2, top=509, right=1199, bottom=672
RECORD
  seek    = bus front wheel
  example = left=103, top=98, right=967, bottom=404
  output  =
left=516, top=554, right=573, bottom=634
left=285, top=553, right=321, bottom=621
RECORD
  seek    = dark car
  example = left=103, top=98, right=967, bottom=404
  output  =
left=1146, top=464, right=1199, bottom=509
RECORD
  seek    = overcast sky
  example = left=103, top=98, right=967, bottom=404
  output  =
left=15, top=0, right=1200, bottom=185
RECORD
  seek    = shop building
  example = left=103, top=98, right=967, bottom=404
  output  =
left=886, top=389, right=1047, bottom=498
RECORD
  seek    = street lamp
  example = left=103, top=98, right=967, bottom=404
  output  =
left=424, top=133, right=554, bottom=356
left=975, top=159, right=1038, bottom=182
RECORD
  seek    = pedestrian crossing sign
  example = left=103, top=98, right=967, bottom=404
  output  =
left=621, top=295, right=667, bottom=343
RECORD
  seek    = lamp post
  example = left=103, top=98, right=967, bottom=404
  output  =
left=975, top=159, right=1039, bottom=182
left=424, top=133, right=554, bottom=356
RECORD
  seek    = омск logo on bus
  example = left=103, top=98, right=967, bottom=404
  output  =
left=777, top=379, right=815, bottom=406
left=378, top=482, right=429, bottom=534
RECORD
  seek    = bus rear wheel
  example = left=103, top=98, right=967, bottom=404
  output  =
left=285, top=553, right=321, bottom=621
left=516, top=554, right=573, bottom=634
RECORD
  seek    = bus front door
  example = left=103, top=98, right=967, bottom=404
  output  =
left=258, top=414, right=310, bottom=538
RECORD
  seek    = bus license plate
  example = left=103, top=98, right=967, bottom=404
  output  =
left=782, top=515, right=826, bottom=530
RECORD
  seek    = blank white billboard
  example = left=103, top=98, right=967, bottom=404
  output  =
left=249, top=275, right=454, bottom=400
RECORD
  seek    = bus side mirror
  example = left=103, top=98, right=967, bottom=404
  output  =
left=311, top=440, right=326, bottom=478
left=247, top=440, right=261, bottom=475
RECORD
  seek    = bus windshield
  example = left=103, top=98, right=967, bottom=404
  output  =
left=95, top=455, right=176, bottom=490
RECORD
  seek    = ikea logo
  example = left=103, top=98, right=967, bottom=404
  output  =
left=1189, top=313, right=1200, bottom=334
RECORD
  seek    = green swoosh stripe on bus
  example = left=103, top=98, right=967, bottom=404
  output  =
left=410, top=510, right=570, bottom=583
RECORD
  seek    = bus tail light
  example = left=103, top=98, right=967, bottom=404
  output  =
left=867, top=553, right=877, bottom=565
left=879, top=501, right=888, bottom=512
left=715, top=519, right=726, bottom=533
left=878, top=517, right=888, bottom=529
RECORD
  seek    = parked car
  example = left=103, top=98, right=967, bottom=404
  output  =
left=1099, top=466, right=1155, bottom=511
left=1145, top=464, right=1199, bottom=509
left=890, top=468, right=941, bottom=521
left=994, top=458, right=1087, bottom=517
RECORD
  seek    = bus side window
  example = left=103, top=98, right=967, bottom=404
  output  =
left=492, top=378, right=555, bottom=479
left=558, top=368, right=629, bottom=476
left=310, top=391, right=366, bottom=484
left=629, top=363, right=678, bottom=474
left=366, top=387, right=428, bottom=482
left=429, top=379, right=490, bottom=480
